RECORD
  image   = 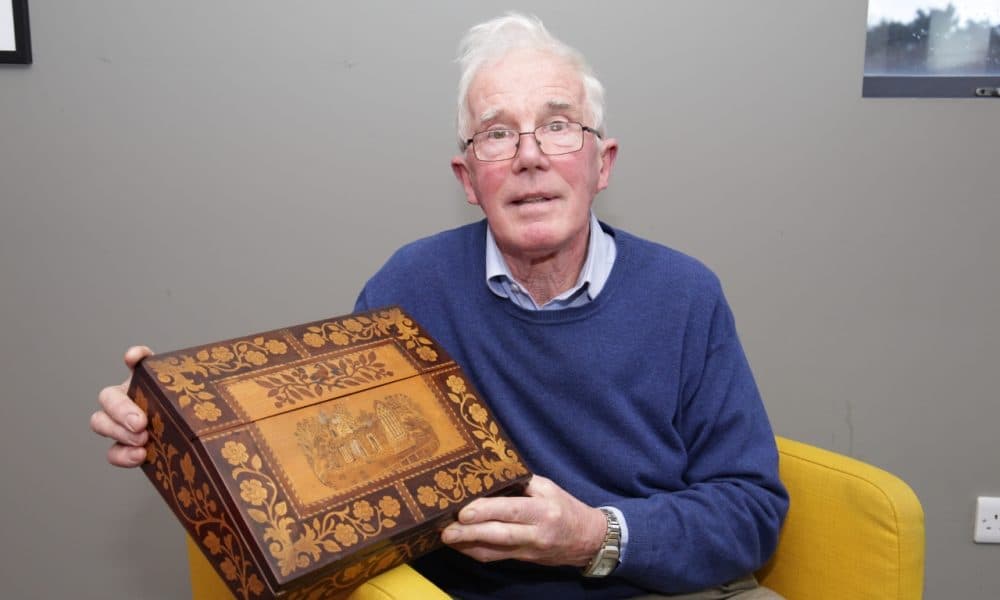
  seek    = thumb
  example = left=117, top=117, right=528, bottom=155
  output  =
left=524, top=475, right=558, bottom=497
left=124, top=345, right=154, bottom=371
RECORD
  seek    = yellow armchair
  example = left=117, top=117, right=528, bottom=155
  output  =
left=188, top=436, right=924, bottom=599
left=756, top=436, right=925, bottom=599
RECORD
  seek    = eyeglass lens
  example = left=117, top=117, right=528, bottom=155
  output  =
left=473, top=122, right=584, bottom=161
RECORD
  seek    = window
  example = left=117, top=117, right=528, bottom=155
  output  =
left=864, top=1, right=1000, bottom=97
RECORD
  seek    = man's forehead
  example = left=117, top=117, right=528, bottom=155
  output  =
left=478, top=99, right=575, bottom=124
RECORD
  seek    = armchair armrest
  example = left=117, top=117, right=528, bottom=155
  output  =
left=756, top=436, right=925, bottom=599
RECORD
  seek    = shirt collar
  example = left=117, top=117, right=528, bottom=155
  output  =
left=485, top=212, right=616, bottom=309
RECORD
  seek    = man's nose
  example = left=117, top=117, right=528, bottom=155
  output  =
left=513, top=132, right=548, bottom=169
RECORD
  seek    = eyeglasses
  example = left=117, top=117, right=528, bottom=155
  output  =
left=464, top=121, right=602, bottom=162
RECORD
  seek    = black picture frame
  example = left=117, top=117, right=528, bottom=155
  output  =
left=0, top=0, right=31, bottom=64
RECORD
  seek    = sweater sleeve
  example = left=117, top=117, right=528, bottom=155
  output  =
left=610, top=290, right=788, bottom=593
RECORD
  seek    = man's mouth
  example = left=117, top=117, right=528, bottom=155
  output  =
left=512, top=196, right=554, bottom=206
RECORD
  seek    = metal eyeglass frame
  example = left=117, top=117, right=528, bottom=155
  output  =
left=463, top=122, right=602, bottom=162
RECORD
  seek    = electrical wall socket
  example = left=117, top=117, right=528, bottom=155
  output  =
left=974, top=496, right=1000, bottom=544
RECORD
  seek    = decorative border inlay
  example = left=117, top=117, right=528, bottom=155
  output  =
left=146, top=337, right=289, bottom=424
left=413, top=373, right=528, bottom=509
left=218, top=435, right=405, bottom=579
left=300, top=307, right=440, bottom=364
left=137, top=385, right=267, bottom=598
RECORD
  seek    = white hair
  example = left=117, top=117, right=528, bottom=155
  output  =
left=455, top=12, right=607, bottom=144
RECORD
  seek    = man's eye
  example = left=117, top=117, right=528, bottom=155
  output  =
left=485, top=130, right=512, bottom=141
left=544, top=122, right=568, bottom=132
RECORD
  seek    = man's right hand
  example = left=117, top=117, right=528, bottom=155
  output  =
left=90, top=345, right=154, bottom=467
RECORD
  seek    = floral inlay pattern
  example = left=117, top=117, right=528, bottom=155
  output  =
left=137, top=390, right=266, bottom=598
left=146, top=337, right=289, bottom=422
left=219, top=440, right=403, bottom=577
left=415, top=375, right=528, bottom=510
left=255, top=350, right=393, bottom=409
left=282, top=528, right=440, bottom=599
left=301, top=308, right=439, bottom=363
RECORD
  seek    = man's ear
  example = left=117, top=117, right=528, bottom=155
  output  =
left=596, top=138, right=619, bottom=192
left=451, top=155, right=481, bottom=206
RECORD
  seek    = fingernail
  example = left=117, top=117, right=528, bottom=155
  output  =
left=442, top=527, right=458, bottom=543
left=126, top=414, right=141, bottom=433
left=462, top=508, right=476, bottom=521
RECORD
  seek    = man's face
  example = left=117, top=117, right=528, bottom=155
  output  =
left=452, top=49, right=618, bottom=262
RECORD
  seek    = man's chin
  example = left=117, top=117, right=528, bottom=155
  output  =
left=504, top=231, right=576, bottom=261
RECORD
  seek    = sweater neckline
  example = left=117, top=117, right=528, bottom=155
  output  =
left=469, top=219, right=630, bottom=325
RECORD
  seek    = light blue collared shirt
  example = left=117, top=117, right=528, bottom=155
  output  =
left=483, top=211, right=629, bottom=567
left=485, top=212, right=616, bottom=310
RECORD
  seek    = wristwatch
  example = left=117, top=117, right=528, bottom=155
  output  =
left=582, top=508, right=621, bottom=578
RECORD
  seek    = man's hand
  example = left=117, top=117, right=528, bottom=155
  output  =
left=90, top=345, right=154, bottom=467
left=441, top=475, right=608, bottom=567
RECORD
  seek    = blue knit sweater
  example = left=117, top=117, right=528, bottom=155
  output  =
left=355, top=220, right=788, bottom=598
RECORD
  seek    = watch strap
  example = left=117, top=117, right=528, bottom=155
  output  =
left=582, top=507, right=621, bottom=578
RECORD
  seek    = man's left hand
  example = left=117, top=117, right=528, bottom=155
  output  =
left=441, top=475, right=608, bottom=567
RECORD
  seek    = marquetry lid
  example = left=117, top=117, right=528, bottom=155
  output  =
left=137, top=306, right=452, bottom=441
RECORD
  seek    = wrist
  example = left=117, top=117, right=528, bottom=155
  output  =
left=577, top=507, right=607, bottom=564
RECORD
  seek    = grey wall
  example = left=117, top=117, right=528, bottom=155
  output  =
left=1, top=1, right=996, bottom=598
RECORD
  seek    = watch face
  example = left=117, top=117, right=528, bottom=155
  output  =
left=585, top=551, right=618, bottom=578
left=593, top=558, right=615, bottom=576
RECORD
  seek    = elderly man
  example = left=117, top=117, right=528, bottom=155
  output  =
left=92, top=13, right=787, bottom=600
